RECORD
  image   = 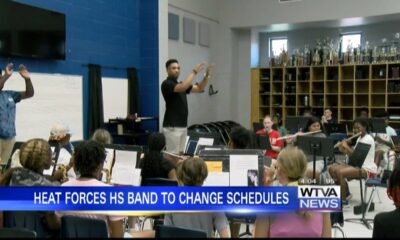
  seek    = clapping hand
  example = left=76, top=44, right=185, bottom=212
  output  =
left=18, top=64, right=30, bottom=80
left=194, top=63, right=205, bottom=74
left=5, top=63, right=13, bottom=77
left=205, top=64, right=214, bottom=77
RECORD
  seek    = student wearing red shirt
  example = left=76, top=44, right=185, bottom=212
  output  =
left=256, top=115, right=283, bottom=159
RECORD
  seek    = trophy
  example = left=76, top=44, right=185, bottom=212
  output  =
left=363, top=41, right=371, bottom=64
left=372, top=46, right=378, bottom=63
left=394, top=33, right=400, bottom=62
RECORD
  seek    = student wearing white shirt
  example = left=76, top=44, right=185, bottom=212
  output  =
left=329, top=118, right=377, bottom=201
left=374, top=114, right=397, bottom=175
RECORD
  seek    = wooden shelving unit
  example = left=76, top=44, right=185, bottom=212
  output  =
left=251, top=63, right=400, bottom=129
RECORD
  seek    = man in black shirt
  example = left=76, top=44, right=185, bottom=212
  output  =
left=161, top=59, right=212, bottom=154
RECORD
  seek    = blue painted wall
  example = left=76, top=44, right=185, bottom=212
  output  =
left=0, top=0, right=159, bottom=139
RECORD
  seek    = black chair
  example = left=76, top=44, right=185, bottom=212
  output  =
left=3, top=211, right=45, bottom=238
left=155, top=225, right=207, bottom=238
left=0, top=228, right=36, bottom=238
left=187, top=124, right=211, bottom=134
left=141, top=178, right=178, bottom=187
left=344, top=142, right=374, bottom=229
left=140, top=178, right=178, bottom=230
left=61, top=215, right=108, bottom=238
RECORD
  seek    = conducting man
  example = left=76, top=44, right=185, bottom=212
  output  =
left=0, top=63, right=34, bottom=168
left=161, top=59, right=212, bottom=154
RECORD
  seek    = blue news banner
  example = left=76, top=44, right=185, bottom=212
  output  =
left=0, top=186, right=341, bottom=212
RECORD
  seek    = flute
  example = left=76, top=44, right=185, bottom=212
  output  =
left=277, top=130, right=322, bottom=141
left=333, top=132, right=362, bottom=148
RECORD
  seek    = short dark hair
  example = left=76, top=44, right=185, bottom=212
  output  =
left=229, top=126, right=251, bottom=149
left=74, top=140, right=106, bottom=178
left=354, top=117, right=369, bottom=131
left=165, top=59, right=179, bottom=69
left=304, top=116, right=322, bottom=133
left=360, top=107, right=369, bottom=114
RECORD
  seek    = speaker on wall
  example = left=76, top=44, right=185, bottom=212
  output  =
left=183, top=17, right=196, bottom=44
left=199, top=22, right=210, bottom=47
left=168, top=13, right=179, bottom=40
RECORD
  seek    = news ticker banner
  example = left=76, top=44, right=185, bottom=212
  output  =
left=0, top=186, right=341, bottom=212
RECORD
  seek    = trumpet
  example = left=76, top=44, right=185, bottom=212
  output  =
left=333, top=132, right=362, bottom=148
left=277, top=130, right=322, bottom=141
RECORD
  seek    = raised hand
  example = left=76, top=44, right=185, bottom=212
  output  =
left=206, top=64, right=214, bottom=77
left=194, top=62, right=205, bottom=73
left=18, top=64, right=30, bottom=80
left=4, top=63, right=13, bottom=78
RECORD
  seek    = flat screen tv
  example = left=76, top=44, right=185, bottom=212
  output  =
left=0, top=0, right=66, bottom=60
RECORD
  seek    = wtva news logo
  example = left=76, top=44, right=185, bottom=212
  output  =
left=298, top=186, right=341, bottom=211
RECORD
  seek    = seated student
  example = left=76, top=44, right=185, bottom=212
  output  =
left=301, top=117, right=327, bottom=181
left=373, top=166, right=400, bottom=238
left=228, top=126, right=251, bottom=150
left=329, top=118, right=377, bottom=203
left=256, top=115, right=283, bottom=159
left=359, top=107, right=369, bottom=118
left=254, top=147, right=331, bottom=237
left=141, top=132, right=177, bottom=181
left=0, top=138, right=64, bottom=235
left=48, top=123, right=76, bottom=179
left=163, top=157, right=230, bottom=238
left=321, top=107, right=336, bottom=124
left=302, top=107, right=314, bottom=117
left=272, top=113, right=287, bottom=139
left=91, top=128, right=113, bottom=145
left=227, top=126, right=251, bottom=238
left=373, top=113, right=397, bottom=177
left=56, top=140, right=125, bottom=238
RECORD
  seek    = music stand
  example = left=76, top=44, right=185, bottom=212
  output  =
left=324, top=123, right=347, bottom=136
left=253, top=122, right=264, bottom=133
left=297, top=136, right=334, bottom=180
left=285, top=116, right=311, bottom=134
left=370, top=118, right=386, bottom=134
left=257, top=135, right=272, bottom=151
left=345, top=142, right=373, bottom=229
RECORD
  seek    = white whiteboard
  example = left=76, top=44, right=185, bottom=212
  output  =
left=102, top=77, right=128, bottom=121
left=3, top=73, right=83, bottom=141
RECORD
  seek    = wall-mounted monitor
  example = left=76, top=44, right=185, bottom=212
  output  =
left=0, top=0, right=66, bottom=60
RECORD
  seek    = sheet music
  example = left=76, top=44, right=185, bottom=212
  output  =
left=184, top=136, right=190, bottom=151
left=44, top=147, right=56, bottom=176
left=229, top=170, right=248, bottom=186
left=195, top=138, right=214, bottom=154
left=111, top=168, right=141, bottom=185
left=203, top=172, right=230, bottom=186
left=114, top=150, right=137, bottom=168
left=229, top=155, right=258, bottom=186
left=57, top=148, right=72, bottom=166
left=104, top=148, right=115, bottom=171
left=43, top=165, right=54, bottom=176
left=111, top=150, right=138, bottom=185
left=101, top=148, right=114, bottom=182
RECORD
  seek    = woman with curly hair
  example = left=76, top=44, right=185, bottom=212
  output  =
left=56, top=140, right=125, bottom=238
